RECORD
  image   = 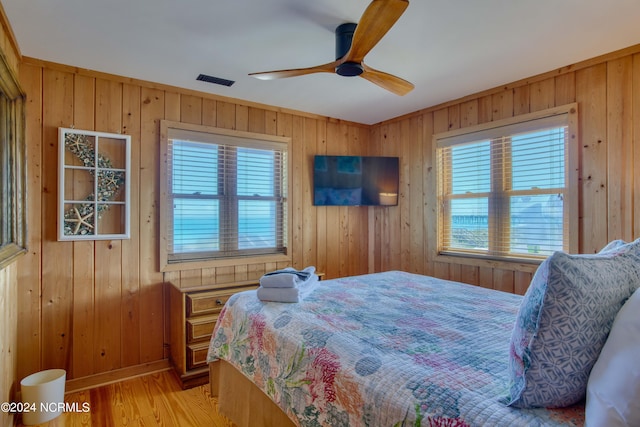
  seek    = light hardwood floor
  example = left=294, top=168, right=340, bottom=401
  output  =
left=16, top=370, right=233, bottom=426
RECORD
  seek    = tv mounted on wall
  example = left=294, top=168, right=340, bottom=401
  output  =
left=313, top=155, right=399, bottom=206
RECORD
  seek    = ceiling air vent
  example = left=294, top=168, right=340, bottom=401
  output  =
left=196, top=74, right=235, bottom=87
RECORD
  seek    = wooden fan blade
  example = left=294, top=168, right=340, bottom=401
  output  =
left=249, top=60, right=340, bottom=80
left=360, top=64, right=414, bottom=96
left=345, top=0, right=409, bottom=63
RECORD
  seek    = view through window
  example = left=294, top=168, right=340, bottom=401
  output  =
left=160, top=122, right=289, bottom=269
left=436, top=105, right=578, bottom=261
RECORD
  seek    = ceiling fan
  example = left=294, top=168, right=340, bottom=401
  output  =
left=249, top=0, right=414, bottom=96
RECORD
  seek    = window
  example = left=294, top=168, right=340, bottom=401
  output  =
left=160, top=121, right=289, bottom=271
left=435, top=104, right=578, bottom=262
left=0, top=56, right=26, bottom=270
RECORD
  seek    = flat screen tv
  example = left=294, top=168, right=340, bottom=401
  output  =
left=313, top=155, right=399, bottom=206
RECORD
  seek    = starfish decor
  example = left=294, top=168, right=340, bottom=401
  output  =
left=66, top=207, right=94, bottom=235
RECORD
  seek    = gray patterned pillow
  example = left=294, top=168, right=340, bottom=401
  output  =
left=505, top=239, right=640, bottom=408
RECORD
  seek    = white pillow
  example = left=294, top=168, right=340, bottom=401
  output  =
left=585, top=287, right=640, bottom=426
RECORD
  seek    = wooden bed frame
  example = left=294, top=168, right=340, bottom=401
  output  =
left=210, top=361, right=296, bottom=427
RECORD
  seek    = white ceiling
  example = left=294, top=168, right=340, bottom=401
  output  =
left=3, top=0, right=640, bottom=125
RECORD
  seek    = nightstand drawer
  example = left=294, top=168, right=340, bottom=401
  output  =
left=186, top=285, right=258, bottom=317
left=186, top=290, right=233, bottom=317
left=186, top=341, right=210, bottom=370
left=186, top=315, right=218, bottom=343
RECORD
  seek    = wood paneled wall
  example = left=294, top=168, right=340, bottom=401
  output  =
left=370, top=45, right=640, bottom=294
left=1, top=263, right=18, bottom=427
left=0, top=2, right=21, bottom=425
left=16, top=59, right=370, bottom=383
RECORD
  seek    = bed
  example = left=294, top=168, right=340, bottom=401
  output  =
left=207, top=270, right=585, bottom=426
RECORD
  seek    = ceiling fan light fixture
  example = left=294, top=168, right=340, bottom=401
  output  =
left=336, top=61, right=364, bottom=77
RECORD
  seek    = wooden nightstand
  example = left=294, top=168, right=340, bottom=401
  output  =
left=167, top=271, right=324, bottom=389
left=168, top=281, right=259, bottom=389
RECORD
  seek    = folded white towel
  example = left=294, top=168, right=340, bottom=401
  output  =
left=260, top=272, right=296, bottom=288
left=257, top=274, right=319, bottom=303
left=257, top=286, right=300, bottom=303
left=260, top=266, right=316, bottom=288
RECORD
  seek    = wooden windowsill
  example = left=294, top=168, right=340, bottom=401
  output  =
left=433, top=253, right=541, bottom=274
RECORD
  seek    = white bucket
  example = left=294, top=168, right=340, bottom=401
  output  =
left=20, top=369, right=66, bottom=425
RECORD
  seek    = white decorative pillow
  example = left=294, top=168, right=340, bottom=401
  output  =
left=585, top=288, right=640, bottom=427
left=505, top=239, right=640, bottom=408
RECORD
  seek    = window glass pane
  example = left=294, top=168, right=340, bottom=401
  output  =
left=173, top=198, right=219, bottom=253
left=237, top=147, right=274, bottom=197
left=0, top=132, right=7, bottom=244
left=450, top=198, right=488, bottom=250
left=451, top=141, right=490, bottom=194
left=511, top=128, right=564, bottom=191
left=238, top=200, right=276, bottom=249
left=510, top=194, right=563, bottom=256
left=172, top=141, right=218, bottom=195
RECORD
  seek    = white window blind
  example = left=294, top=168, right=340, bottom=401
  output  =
left=163, top=125, right=288, bottom=264
left=436, top=107, right=576, bottom=261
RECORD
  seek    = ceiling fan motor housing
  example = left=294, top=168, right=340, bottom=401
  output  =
left=335, top=22, right=363, bottom=77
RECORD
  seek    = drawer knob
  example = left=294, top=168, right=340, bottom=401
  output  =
left=216, top=299, right=224, bottom=305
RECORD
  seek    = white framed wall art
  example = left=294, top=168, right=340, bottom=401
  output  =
left=58, top=127, right=131, bottom=240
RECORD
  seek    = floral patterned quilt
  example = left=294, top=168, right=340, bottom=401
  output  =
left=207, top=271, right=584, bottom=427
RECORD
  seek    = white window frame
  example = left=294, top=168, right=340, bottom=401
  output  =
left=432, top=104, right=579, bottom=267
left=159, top=120, right=291, bottom=272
